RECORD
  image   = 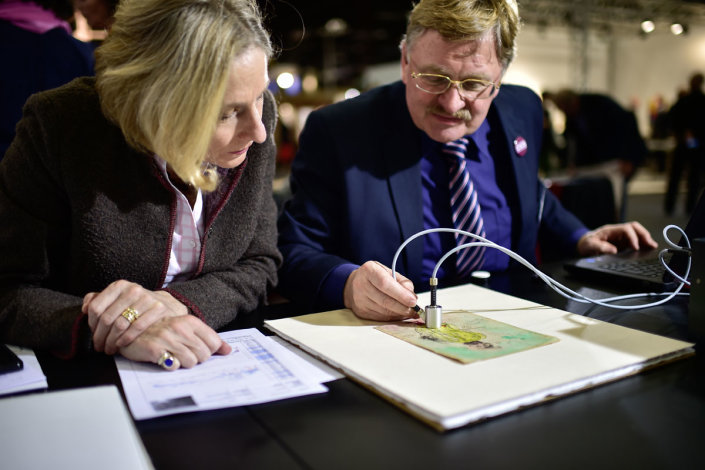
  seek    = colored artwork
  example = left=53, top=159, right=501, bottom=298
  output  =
left=375, top=311, right=559, bottom=364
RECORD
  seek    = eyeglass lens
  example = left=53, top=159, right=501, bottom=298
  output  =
left=416, top=74, right=495, bottom=98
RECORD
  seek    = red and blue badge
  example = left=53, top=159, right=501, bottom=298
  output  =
left=513, top=136, right=528, bottom=156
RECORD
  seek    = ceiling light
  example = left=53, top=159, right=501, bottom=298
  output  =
left=641, top=20, right=655, bottom=33
left=671, top=22, right=688, bottom=35
left=344, top=88, right=360, bottom=100
left=276, top=72, right=295, bottom=90
left=324, top=18, right=348, bottom=36
left=302, top=73, right=318, bottom=93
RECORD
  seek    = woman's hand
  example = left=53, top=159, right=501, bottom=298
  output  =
left=118, top=315, right=231, bottom=370
left=83, top=280, right=189, bottom=355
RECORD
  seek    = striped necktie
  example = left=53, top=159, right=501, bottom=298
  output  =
left=443, top=137, right=486, bottom=277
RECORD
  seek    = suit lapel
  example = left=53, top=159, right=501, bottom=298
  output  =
left=382, top=85, right=424, bottom=277
left=491, top=92, right=535, bottom=232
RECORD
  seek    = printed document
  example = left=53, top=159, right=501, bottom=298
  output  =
left=116, top=328, right=329, bottom=420
left=0, top=345, right=47, bottom=396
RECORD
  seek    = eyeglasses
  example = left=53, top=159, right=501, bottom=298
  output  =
left=411, top=72, right=500, bottom=100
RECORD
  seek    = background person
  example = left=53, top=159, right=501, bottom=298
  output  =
left=0, top=0, right=281, bottom=370
left=277, top=0, right=656, bottom=322
left=548, top=89, right=648, bottom=221
left=664, top=72, right=705, bottom=216
left=74, top=0, right=117, bottom=31
left=0, top=0, right=94, bottom=159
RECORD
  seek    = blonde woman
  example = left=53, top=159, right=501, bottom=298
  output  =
left=0, top=0, right=281, bottom=370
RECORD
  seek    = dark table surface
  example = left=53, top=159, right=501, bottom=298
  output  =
left=30, top=263, right=705, bottom=470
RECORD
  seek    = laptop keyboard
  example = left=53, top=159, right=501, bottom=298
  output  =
left=600, top=259, right=665, bottom=276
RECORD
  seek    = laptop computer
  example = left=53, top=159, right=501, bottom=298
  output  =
left=563, top=194, right=705, bottom=291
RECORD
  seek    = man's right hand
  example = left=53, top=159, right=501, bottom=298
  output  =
left=343, top=261, right=420, bottom=322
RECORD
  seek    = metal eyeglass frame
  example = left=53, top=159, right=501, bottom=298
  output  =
left=411, top=72, right=500, bottom=100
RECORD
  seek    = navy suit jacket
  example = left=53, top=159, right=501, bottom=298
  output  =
left=277, top=81, right=585, bottom=311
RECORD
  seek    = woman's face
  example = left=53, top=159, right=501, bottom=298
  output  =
left=206, top=47, right=269, bottom=169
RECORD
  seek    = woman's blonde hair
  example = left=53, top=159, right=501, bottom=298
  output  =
left=95, top=0, right=272, bottom=191
left=404, top=0, right=520, bottom=70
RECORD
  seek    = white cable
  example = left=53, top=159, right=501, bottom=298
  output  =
left=391, top=227, right=490, bottom=280
left=660, top=225, right=691, bottom=285
left=663, top=224, right=690, bottom=251
left=391, top=226, right=690, bottom=311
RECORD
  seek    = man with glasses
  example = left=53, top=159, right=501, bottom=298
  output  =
left=277, top=0, right=657, bottom=321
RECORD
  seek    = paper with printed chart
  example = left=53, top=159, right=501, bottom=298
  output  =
left=116, top=328, right=329, bottom=420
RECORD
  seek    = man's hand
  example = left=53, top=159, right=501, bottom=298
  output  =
left=577, top=221, right=658, bottom=256
left=343, top=261, right=420, bottom=322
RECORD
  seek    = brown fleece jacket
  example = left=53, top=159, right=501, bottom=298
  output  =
left=0, top=77, right=282, bottom=356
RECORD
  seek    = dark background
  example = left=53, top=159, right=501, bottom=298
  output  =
left=259, top=0, right=705, bottom=86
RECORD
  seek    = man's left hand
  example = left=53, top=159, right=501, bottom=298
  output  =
left=577, top=221, right=658, bottom=256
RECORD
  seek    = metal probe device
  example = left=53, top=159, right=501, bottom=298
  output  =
left=424, top=277, right=442, bottom=329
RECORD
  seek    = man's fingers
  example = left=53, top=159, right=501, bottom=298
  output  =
left=344, top=261, right=419, bottom=322
left=629, top=221, right=658, bottom=248
left=366, top=263, right=417, bottom=307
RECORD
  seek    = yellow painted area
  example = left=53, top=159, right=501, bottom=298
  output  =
left=416, top=323, right=485, bottom=343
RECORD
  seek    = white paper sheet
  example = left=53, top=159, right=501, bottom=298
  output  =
left=0, top=385, right=153, bottom=470
left=0, top=345, right=47, bottom=396
left=270, top=335, right=344, bottom=382
left=116, top=328, right=328, bottom=420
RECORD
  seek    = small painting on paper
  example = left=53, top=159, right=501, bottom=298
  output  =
left=375, top=311, right=558, bottom=364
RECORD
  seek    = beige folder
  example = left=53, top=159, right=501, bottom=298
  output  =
left=265, top=283, right=694, bottom=431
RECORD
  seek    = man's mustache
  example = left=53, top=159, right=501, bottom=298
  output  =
left=428, top=106, right=472, bottom=121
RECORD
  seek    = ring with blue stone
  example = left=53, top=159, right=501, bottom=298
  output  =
left=157, top=351, right=178, bottom=370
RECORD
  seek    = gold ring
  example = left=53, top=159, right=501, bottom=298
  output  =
left=120, top=307, right=139, bottom=324
left=157, top=351, right=178, bottom=370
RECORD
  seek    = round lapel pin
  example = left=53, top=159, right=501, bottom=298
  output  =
left=514, top=136, right=528, bottom=156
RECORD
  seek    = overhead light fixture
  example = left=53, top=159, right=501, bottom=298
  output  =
left=641, top=20, right=655, bottom=33
left=275, top=70, right=301, bottom=96
left=324, top=18, right=348, bottom=36
left=671, top=22, right=688, bottom=35
left=276, top=72, right=295, bottom=90
left=302, top=73, right=318, bottom=93
left=344, top=88, right=360, bottom=100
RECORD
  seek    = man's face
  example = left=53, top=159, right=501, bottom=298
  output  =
left=401, top=29, right=503, bottom=143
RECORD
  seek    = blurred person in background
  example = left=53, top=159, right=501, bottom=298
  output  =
left=0, top=0, right=94, bottom=159
left=665, top=72, right=705, bottom=216
left=647, top=94, right=670, bottom=173
left=74, top=0, right=117, bottom=31
left=549, top=89, right=648, bottom=221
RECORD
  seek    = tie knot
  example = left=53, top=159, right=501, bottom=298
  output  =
left=442, top=137, right=469, bottom=160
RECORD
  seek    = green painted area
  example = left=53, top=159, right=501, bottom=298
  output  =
left=376, top=311, right=559, bottom=364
